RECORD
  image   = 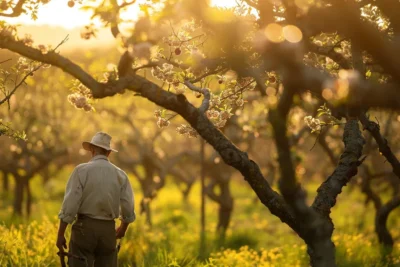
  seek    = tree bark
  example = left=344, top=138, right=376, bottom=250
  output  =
left=139, top=181, right=154, bottom=227
left=216, top=181, right=233, bottom=240
left=375, top=196, right=400, bottom=251
left=13, top=177, right=24, bottom=216
left=307, top=233, right=336, bottom=267
left=2, top=171, right=9, bottom=192
left=26, top=179, right=32, bottom=217
left=140, top=198, right=152, bottom=227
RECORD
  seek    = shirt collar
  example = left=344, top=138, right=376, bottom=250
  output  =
left=90, top=155, right=109, bottom=162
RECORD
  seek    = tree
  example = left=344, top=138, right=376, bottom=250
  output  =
left=107, top=107, right=192, bottom=226
left=0, top=65, right=83, bottom=216
left=1, top=0, right=400, bottom=266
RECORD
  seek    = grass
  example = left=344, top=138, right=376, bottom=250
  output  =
left=1, top=169, right=400, bottom=266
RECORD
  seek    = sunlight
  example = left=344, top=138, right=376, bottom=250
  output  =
left=3, top=0, right=141, bottom=29
left=4, top=1, right=93, bottom=29
left=3, top=0, right=240, bottom=29
left=210, top=0, right=239, bottom=8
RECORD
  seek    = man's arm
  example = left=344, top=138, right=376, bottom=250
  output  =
left=56, top=220, right=68, bottom=252
left=58, top=167, right=84, bottom=223
left=117, top=174, right=135, bottom=238
left=56, top=167, right=83, bottom=250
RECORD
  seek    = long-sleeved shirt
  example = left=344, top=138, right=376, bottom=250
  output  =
left=58, top=155, right=136, bottom=224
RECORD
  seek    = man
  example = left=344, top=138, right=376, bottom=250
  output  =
left=56, top=132, right=135, bottom=267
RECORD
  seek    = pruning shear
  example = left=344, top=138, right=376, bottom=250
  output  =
left=116, top=238, right=123, bottom=253
left=57, top=251, right=88, bottom=267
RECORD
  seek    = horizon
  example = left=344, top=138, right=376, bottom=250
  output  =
left=3, top=0, right=237, bottom=30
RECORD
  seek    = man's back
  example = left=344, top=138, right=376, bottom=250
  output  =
left=77, top=156, right=128, bottom=220
left=59, top=155, right=135, bottom=223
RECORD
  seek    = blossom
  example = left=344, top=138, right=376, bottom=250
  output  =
left=37, top=44, right=48, bottom=54
left=219, top=110, right=232, bottom=120
left=176, top=124, right=198, bottom=138
left=157, top=118, right=170, bottom=129
left=236, top=98, right=244, bottom=107
left=128, top=42, right=152, bottom=60
left=215, top=119, right=227, bottom=128
left=21, top=34, right=34, bottom=46
left=304, top=116, right=321, bottom=132
left=173, top=85, right=185, bottom=95
left=206, top=110, right=220, bottom=119
left=154, top=110, right=162, bottom=118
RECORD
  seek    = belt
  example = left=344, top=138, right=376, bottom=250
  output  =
left=77, top=214, right=88, bottom=219
left=77, top=214, right=115, bottom=221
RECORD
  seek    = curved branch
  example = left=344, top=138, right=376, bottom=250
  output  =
left=312, top=119, right=365, bottom=217
left=305, top=41, right=351, bottom=70
left=375, top=195, right=400, bottom=248
left=184, top=80, right=210, bottom=112
left=0, top=0, right=27, bottom=17
left=303, top=3, right=400, bottom=83
left=360, top=113, right=400, bottom=179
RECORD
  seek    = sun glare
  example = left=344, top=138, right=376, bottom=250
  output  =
left=4, top=1, right=93, bottom=29
left=3, top=0, right=240, bottom=29
left=3, top=0, right=142, bottom=30
left=210, top=0, right=239, bottom=8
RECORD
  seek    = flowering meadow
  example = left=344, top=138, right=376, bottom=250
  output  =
left=1, top=170, right=400, bottom=267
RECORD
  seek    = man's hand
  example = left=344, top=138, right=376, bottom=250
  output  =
left=56, top=234, right=67, bottom=252
left=56, top=220, right=68, bottom=252
left=116, top=222, right=129, bottom=239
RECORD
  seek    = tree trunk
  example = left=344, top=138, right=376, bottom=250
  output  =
left=42, top=167, right=51, bottom=184
left=301, top=216, right=337, bottom=267
left=26, top=179, right=32, bottom=217
left=307, top=240, right=336, bottom=267
left=216, top=182, right=233, bottom=241
left=140, top=198, right=152, bottom=227
left=200, top=139, right=206, bottom=258
left=13, top=177, right=24, bottom=216
left=182, top=181, right=194, bottom=201
left=139, top=178, right=154, bottom=227
left=2, top=171, right=9, bottom=192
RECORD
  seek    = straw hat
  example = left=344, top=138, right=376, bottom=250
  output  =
left=82, top=132, right=118, bottom=152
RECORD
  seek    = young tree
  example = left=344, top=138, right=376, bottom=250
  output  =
left=107, top=107, right=191, bottom=226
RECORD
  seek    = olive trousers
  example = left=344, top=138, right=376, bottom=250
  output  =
left=68, top=216, right=117, bottom=267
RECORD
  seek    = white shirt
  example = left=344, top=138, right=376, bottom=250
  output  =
left=58, top=155, right=136, bottom=224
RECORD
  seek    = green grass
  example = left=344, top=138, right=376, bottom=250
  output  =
left=1, top=171, right=400, bottom=266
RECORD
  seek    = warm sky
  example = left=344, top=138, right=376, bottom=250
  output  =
left=4, top=0, right=238, bottom=29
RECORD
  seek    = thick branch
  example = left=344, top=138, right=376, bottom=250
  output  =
left=303, top=3, right=400, bottom=83
left=0, top=0, right=26, bottom=17
left=0, top=37, right=107, bottom=96
left=205, top=180, right=222, bottom=203
left=359, top=113, right=400, bottom=179
left=269, top=85, right=310, bottom=218
left=376, top=195, right=400, bottom=247
left=312, top=119, right=365, bottom=217
left=360, top=165, right=382, bottom=210
left=305, top=41, right=351, bottom=69
left=299, top=66, right=400, bottom=110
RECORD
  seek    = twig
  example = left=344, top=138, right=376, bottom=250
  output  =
left=219, top=79, right=255, bottom=101
left=0, top=59, right=12, bottom=64
left=0, top=63, right=43, bottom=106
left=184, top=80, right=210, bottom=112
